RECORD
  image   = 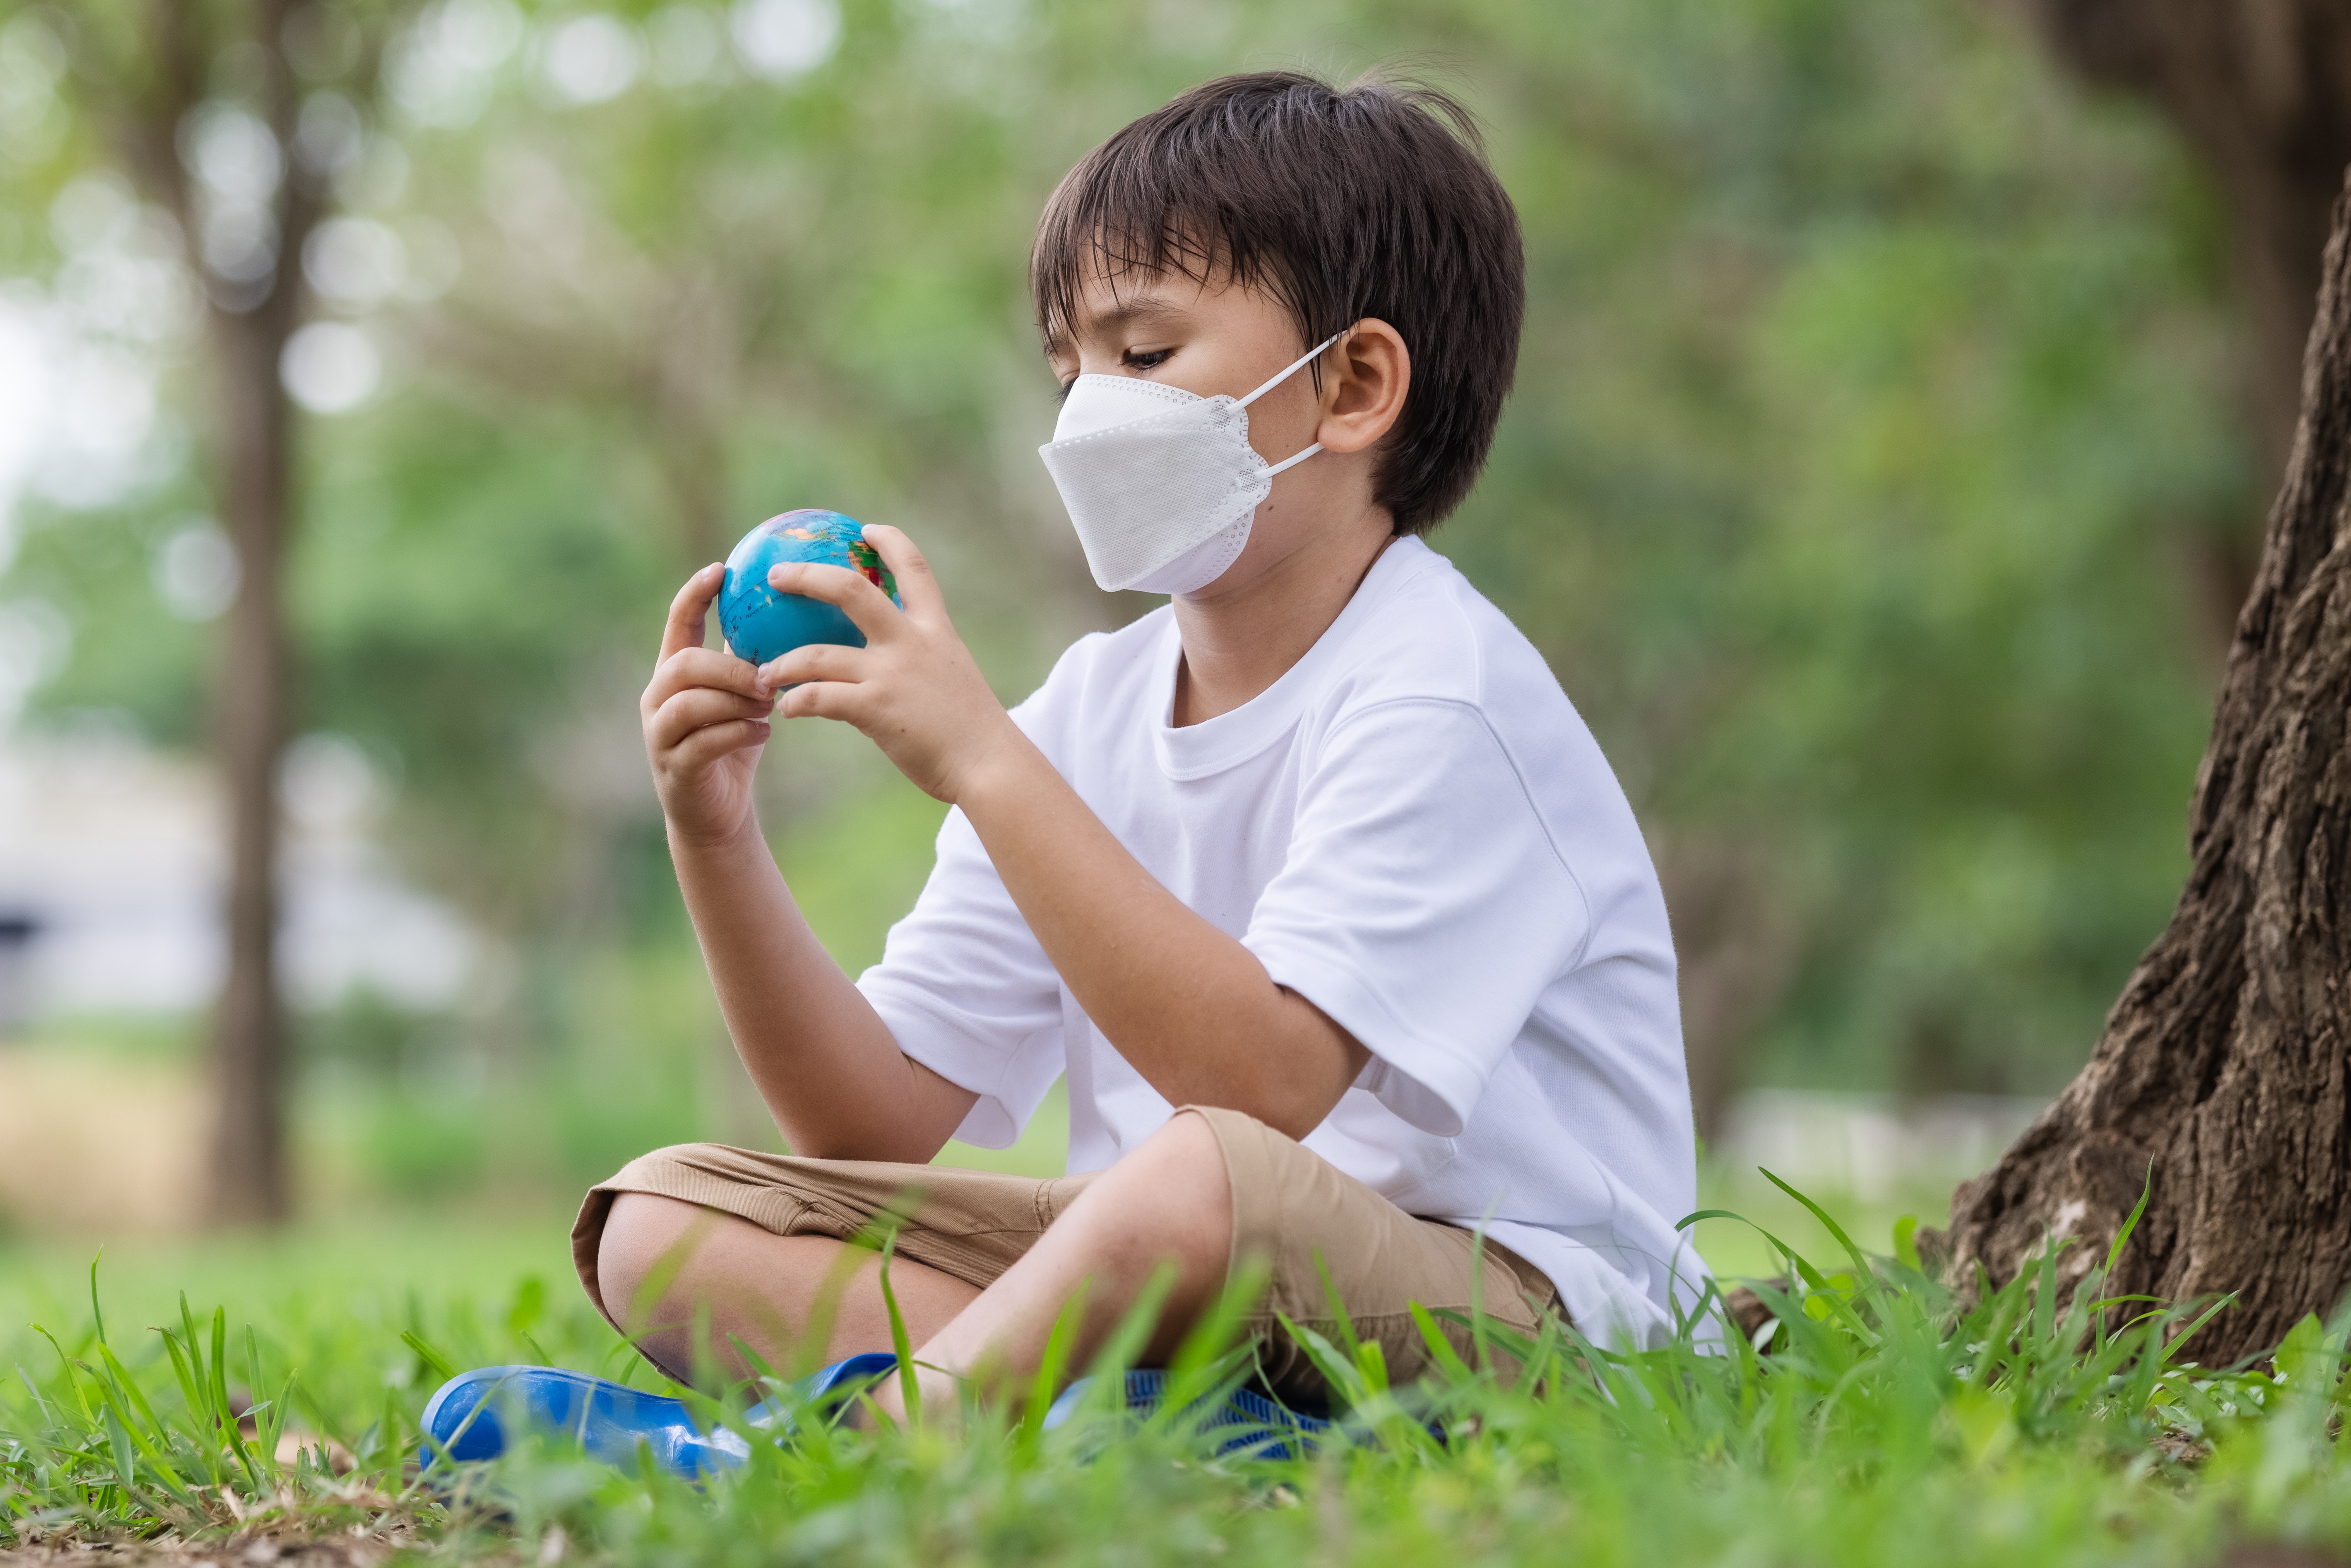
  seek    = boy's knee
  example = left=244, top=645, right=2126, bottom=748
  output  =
left=593, top=1190, right=707, bottom=1328
left=1154, top=1104, right=1233, bottom=1161
left=1130, top=1108, right=1231, bottom=1188
left=1078, top=1111, right=1234, bottom=1262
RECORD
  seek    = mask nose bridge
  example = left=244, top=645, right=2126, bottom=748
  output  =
left=1051, top=373, right=1209, bottom=443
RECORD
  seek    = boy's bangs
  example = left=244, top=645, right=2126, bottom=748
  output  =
left=1031, top=190, right=1296, bottom=350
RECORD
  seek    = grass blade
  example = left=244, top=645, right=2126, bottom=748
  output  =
left=1020, top=1281, right=1089, bottom=1449
left=86, top=1253, right=106, bottom=1350
left=1757, top=1168, right=1878, bottom=1290
left=877, top=1232, right=921, bottom=1431
left=401, top=1332, right=458, bottom=1387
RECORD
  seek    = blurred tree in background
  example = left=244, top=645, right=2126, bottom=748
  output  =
left=0, top=0, right=2260, bottom=1201
left=7, top=0, right=429, bottom=1221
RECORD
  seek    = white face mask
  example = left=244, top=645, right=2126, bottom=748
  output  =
left=1039, top=331, right=1345, bottom=594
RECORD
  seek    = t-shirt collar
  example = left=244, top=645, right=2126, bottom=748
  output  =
left=1151, top=536, right=1434, bottom=781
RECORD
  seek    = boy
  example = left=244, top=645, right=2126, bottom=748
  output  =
left=582, top=69, right=1699, bottom=1419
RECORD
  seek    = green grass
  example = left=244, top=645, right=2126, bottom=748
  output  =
left=7, top=1180, right=2351, bottom=1566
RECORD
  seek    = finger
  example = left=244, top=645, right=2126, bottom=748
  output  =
left=858, top=524, right=945, bottom=621
left=774, top=680, right=861, bottom=724
left=665, top=717, right=771, bottom=774
left=650, top=690, right=773, bottom=757
left=760, top=641, right=870, bottom=690
left=766, top=560, right=904, bottom=647
left=649, top=688, right=774, bottom=754
left=644, top=645, right=773, bottom=716
left=658, top=563, right=728, bottom=665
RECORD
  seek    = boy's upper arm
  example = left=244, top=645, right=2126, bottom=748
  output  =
left=1241, top=697, right=1587, bottom=1137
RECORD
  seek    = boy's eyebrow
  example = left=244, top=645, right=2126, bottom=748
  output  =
left=1090, top=298, right=1192, bottom=332
left=1046, top=295, right=1195, bottom=359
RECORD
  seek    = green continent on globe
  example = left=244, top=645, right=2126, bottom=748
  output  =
left=847, top=538, right=899, bottom=600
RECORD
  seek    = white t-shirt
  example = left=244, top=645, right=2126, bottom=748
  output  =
left=858, top=537, right=1705, bottom=1347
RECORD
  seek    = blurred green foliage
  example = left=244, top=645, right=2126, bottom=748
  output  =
left=0, top=0, right=2245, bottom=1184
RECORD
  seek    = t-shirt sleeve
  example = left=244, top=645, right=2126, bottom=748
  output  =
left=1241, top=698, right=1591, bottom=1138
left=856, top=803, right=1067, bottom=1149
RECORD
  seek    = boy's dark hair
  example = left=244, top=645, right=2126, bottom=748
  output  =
left=1031, top=70, right=1526, bottom=537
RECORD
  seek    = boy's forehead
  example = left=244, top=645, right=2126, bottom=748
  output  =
left=1050, top=265, right=1220, bottom=349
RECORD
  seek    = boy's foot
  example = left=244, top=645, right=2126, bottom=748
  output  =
left=419, top=1352, right=901, bottom=1477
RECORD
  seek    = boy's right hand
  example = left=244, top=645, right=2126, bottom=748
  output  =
left=642, top=563, right=776, bottom=848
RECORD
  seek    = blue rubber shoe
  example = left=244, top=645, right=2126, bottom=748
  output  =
left=419, top=1352, right=900, bottom=1477
left=1041, top=1369, right=1332, bottom=1460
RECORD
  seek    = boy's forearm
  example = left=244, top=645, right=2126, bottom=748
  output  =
left=669, top=817, right=974, bottom=1161
left=955, top=738, right=1368, bottom=1139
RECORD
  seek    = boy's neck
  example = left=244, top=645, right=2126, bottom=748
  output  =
left=1168, top=522, right=1400, bottom=728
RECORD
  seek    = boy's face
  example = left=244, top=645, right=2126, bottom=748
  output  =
left=1042, top=260, right=1329, bottom=487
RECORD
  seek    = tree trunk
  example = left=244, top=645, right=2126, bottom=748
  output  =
left=204, top=298, right=300, bottom=1225
left=1657, top=838, right=1799, bottom=1144
left=1925, top=169, right=2351, bottom=1366
left=201, top=0, right=329, bottom=1225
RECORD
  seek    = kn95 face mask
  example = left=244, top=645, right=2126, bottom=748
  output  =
left=1039, top=330, right=1347, bottom=595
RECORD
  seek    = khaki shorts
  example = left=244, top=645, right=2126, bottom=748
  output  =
left=572, top=1104, right=1560, bottom=1401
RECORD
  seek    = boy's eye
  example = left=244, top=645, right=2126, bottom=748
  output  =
left=1121, top=347, right=1174, bottom=373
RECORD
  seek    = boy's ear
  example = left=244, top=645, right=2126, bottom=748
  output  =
left=1315, top=320, right=1411, bottom=456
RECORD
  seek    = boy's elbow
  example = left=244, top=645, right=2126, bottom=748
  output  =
left=1255, top=1100, right=1333, bottom=1142
left=769, top=1105, right=955, bottom=1164
left=1248, top=1019, right=1371, bottom=1141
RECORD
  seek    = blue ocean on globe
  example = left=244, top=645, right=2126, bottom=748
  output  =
left=718, top=510, right=901, bottom=666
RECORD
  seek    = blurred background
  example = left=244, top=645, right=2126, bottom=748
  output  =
left=0, top=0, right=2331, bottom=1277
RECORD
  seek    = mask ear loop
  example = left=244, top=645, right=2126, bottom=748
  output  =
left=1238, top=326, right=1354, bottom=476
left=1236, top=328, right=1351, bottom=408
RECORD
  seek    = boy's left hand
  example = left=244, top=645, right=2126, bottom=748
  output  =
left=759, top=525, right=1021, bottom=803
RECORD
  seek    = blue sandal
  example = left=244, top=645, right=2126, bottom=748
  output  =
left=422, top=1356, right=1337, bottom=1475
left=418, top=1352, right=901, bottom=1477
left=1042, top=1369, right=1332, bottom=1460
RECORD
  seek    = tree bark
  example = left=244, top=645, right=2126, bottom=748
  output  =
left=1926, top=169, right=2351, bottom=1366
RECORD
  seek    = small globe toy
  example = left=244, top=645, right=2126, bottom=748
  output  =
left=718, top=510, right=901, bottom=665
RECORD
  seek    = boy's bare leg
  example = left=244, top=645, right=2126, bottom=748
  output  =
left=596, top=1191, right=981, bottom=1382
left=873, top=1111, right=1235, bottom=1423
left=595, top=1111, right=1233, bottom=1414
